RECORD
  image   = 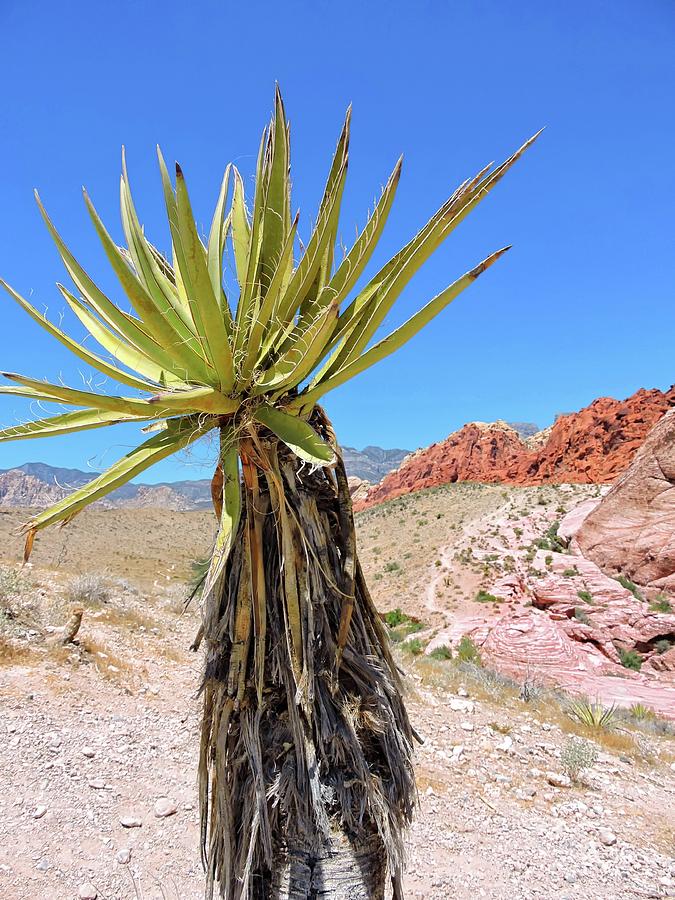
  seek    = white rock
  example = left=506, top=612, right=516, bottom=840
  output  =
left=496, top=736, right=513, bottom=752
left=546, top=772, right=571, bottom=788
left=35, top=858, right=49, bottom=872
left=460, top=722, right=474, bottom=732
left=81, top=747, right=96, bottom=758
left=78, top=883, right=97, bottom=899
left=598, top=828, right=617, bottom=847
left=449, top=698, right=474, bottom=713
left=154, top=798, right=177, bottom=818
left=116, top=848, right=131, bottom=864
left=31, top=805, right=47, bottom=819
left=457, top=686, right=468, bottom=697
left=120, top=815, right=143, bottom=828
left=88, top=778, right=106, bottom=790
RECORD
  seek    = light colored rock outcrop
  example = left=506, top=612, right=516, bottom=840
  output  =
left=575, top=409, right=675, bottom=592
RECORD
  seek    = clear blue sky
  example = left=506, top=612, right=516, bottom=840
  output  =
left=0, top=0, right=673, bottom=482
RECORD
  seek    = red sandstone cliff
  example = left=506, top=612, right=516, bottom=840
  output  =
left=358, top=386, right=675, bottom=509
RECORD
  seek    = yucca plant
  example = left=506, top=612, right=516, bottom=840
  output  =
left=0, top=89, right=537, bottom=898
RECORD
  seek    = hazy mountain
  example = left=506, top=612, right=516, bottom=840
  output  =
left=0, top=446, right=409, bottom=510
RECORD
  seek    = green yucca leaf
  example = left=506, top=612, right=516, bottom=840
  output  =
left=202, top=429, right=241, bottom=600
left=1, top=372, right=236, bottom=417
left=120, top=153, right=206, bottom=344
left=83, top=188, right=216, bottom=386
left=56, top=284, right=185, bottom=388
left=207, top=165, right=234, bottom=334
left=23, top=415, right=211, bottom=541
left=35, top=192, right=194, bottom=380
left=229, top=167, right=252, bottom=292
left=174, top=165, right=236, bottom=392
left=234, top=128, right=269, bottom=343
left=237, top=211, right=299, bottom=387
left=273, top=156, right=348, bottom=330
left=293, top=247, right=510, bottom=410
left=259, top=87, right=290, bottom=291
left=0, top=408, right=156, bottom=442
left=1, top=279, right=159, bottom=393
left=254, top=404, right=335, bottom=466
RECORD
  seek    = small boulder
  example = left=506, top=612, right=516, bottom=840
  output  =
left=154, top=798, right=177, bottom=819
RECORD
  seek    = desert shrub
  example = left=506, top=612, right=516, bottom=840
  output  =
left=70, top=574, right=112, bottom=606
left=628, top=703, right=656, bottom=721
left=566, top=698, right=617, bottom=731
left=0, top=568, right=23, bottom=600
left=456, top=635, right=482, bottom=665
left=654, top=638, right=672, bottom=655
left=577, top=590, right=593, bottom=604
left=428, top=645, right=452, bottom=661
left=573, top=607, right=591, bottom=625
left=474, top=589, right=500, bottom=604
left=617, top=647, right=642, bottom=671
left=616, top=574, right=642, bottom=601
left=384, top=608, right=408, bottom=628
left=383, top=561, right=401, bottom=574
left=519, top=675, right=542, bottom=703
left=563, top=568, right=578, bottom=577
left=650, top=594, right=673, bottom=614
left=401, top=637, right=425, bottom=656
left=560, top=737, right=598, bottom=781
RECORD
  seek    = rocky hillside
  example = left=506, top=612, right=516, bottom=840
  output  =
left=359, top=386, right=675, bottom=509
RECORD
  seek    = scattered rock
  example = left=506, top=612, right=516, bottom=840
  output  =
left=81, top=746, right=96, bottom=758
left=116, top=848, right=132, bottom=865
left=546, top=772, right=571, bottom=788
left=460, top=722, right=474, bottom=732
left=154, top=798, right=178, bottom=818
left=78, top=883, right=98, bottom=899
left=598, top=828, right=617, bottom=847
left=31, top=804, right=47, bottom=819
left=120, top=815, right=143, bottom=828
left=35, top=858, right=49, bottom=872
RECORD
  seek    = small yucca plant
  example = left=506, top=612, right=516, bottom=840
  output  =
left=1, top=89, right=537, bottom=898
left=567, top=697, right=618, bottom=731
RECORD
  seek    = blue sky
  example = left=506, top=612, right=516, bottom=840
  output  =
left=0, top=0, right=673, bottom=482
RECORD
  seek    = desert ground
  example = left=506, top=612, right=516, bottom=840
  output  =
left=1, top=485, right=674, bottom=899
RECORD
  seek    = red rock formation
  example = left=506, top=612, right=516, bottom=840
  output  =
left=358, top=386, right=675, bottom=509
left=575, top=409, right=675, bottom=593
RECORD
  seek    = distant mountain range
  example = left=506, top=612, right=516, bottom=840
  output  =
left=0, top=446, right=409, bottom=511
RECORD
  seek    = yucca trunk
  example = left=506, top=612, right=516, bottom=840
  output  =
left=199, top=410, right=415, bottom=900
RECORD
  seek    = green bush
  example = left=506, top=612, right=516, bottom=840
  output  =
left=573, top=607, right=591, bottom=625
left=429, top=645, right=453, bottom=661
left=560, top=737, right=598, bottom=781
left=616, top=574, right=642, bottom=601
left=384, top=608, right=408, bottom=628
left=563, top=568, right=578, bottom=577
left=650, top=594, right=673, bottom=614
left=456, top=635, right=482, bottom=665
left=654, top=638, right=672, bottom=655
left=383, top=561, right=401, bottom=574
left=401, top=637, right=425, bottom=656
left=474, top=589, right=500, bottom=604
left=577, top=590, right=593, bottom=604
left=617, top=647, right=642, bottom=671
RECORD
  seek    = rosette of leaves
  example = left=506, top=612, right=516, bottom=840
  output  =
left=0, top=89, right=538, bottom=898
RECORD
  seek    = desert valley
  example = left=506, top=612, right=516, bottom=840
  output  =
left=1, top=384, right=674, bottom=899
